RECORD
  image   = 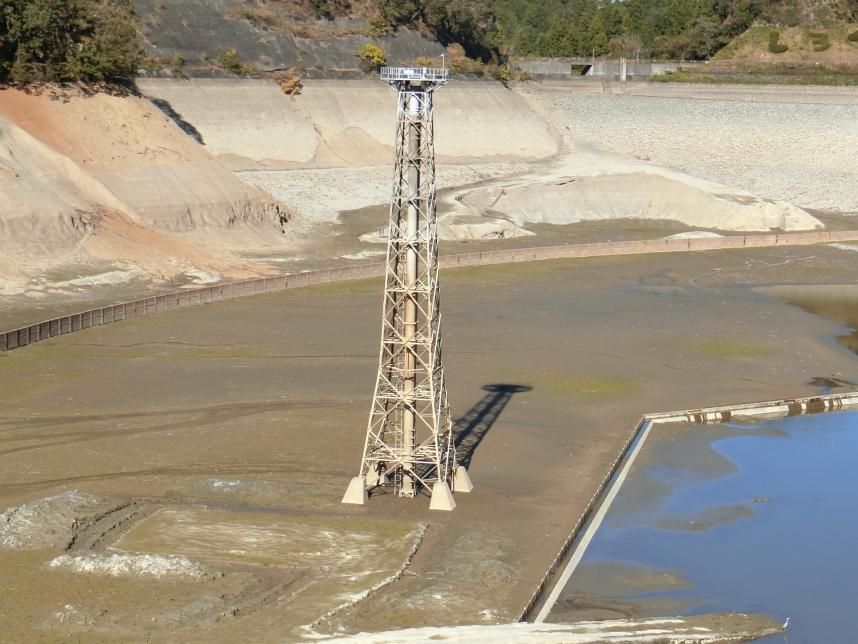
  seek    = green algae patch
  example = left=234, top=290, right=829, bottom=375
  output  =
left=695, top=339, right=775, bottom=360
left=649, top=503, right=757, bottom=533
left=31, top=341, right=280, bottom=361
left=553, top=375, right=638, bottom=398
left=564, top=561, right=694, bottom=597
left=0, top=348, right=84, bottom=399
left=500, top=369, right=638, bottom=400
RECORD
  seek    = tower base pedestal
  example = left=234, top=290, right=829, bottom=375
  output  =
left=453, top=466, right=474, bottom=493
left=341, top=476, right=368, bottom=505
left=429, top=481, right=456, bottom=511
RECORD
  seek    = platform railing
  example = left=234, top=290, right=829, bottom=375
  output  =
left=379, top=66, right=449, bottom=82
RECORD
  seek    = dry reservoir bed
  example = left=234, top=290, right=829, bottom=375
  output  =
left=2, top=245, right=858, bottom=641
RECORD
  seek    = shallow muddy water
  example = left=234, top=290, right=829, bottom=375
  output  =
left=550, top=410, right=858, bottom=642
left=760, top=284, right=858, bottom=364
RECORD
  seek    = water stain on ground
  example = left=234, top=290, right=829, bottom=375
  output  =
left=608, top=421, right=785, bottom=527
left=551, top=561, right=698, bottom=622
left=116, top=506, right=417, bottom=569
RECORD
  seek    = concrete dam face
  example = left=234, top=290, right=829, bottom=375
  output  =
left=135, top=78, right=560, bottom=169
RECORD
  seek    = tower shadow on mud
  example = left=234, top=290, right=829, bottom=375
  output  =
left=454, top=384, right=532, bottom=469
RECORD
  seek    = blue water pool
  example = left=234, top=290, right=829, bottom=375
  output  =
left=549, top=409, right=858, bottom=643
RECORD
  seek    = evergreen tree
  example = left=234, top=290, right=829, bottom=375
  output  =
left=602, top=2, right=632, bottom=39
left=587, top=12, right=609, bottom=55
left=534, top=16, right=576, bottom=56
left=0, top=0, right=140, bottom=83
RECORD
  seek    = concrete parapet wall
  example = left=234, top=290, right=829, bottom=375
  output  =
left=3, top=229, right=857, bottom=352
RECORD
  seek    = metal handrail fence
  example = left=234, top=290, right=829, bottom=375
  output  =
left=3, top=229, right=857, bottom=352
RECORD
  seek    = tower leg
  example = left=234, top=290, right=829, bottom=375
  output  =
left=429, top=480, right=456, bottom=511
left=342, top=476, right=368, bottom=505
left=453, top=466, right=474, bottom=493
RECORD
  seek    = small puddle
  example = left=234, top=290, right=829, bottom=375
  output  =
left=547, top=410, right=858, bottom=642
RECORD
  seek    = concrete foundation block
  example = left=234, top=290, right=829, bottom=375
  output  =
left=429, top=480, right=456, bottom=511
left=453, top=466, right=474, bottom=493
left=341, top=476, right=368, bottom=505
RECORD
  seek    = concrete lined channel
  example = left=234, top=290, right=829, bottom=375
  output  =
left=526, top=392, right=858, bottom=637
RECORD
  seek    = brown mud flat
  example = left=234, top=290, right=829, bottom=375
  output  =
left=1, top=246, right=858, bottom=640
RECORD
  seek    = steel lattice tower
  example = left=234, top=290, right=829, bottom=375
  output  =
left=342, top=67, right=473, bottom=511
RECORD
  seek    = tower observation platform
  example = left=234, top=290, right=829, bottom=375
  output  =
left=378, top=66, right=450, bottom=84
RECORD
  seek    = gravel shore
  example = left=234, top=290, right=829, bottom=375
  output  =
left=522, top=84, right=858, bottom=213
left=239, top=162, right=528, bottom=223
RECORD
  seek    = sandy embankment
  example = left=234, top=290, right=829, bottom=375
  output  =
left=135, top=78, right=560, bottom=170
left=438, top=82, right=856, bottom=238
left=137, top=78, right=556, bottom=242
left=0, top=87, right=295, bottom=297
left=437, top=82, right=858, bottom=239
left=2, top=79, right=853, bottom=314
left=446, top=146, right=819, bottom=235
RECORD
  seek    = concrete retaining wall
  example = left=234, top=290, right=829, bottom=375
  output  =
left=136, top=78, right=558, bottom=168
left=133, top=0, right=444, bottom=73
left=3, top=229, right=857, bottom=352
left=515, top=57, right=695, bottom=80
